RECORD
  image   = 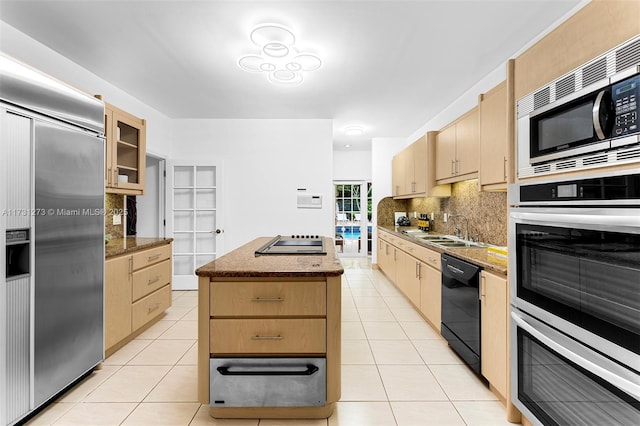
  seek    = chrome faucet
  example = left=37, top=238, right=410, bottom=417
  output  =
left=449, top=214, right=469, bottom=242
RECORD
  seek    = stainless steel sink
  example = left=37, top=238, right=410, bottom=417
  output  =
left=416, top=235, right=487, bottom=248
left=435, top=241, right=472, bottom=247
left=418, top=236, right=449, bottom=241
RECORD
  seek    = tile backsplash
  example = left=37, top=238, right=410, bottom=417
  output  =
left=378, top=180, right=507, bottom=246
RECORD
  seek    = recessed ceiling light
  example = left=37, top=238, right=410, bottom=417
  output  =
left=344, top=144, right=352, bottom=148
left=239, top=23, right=321, bottom=86
left=344, top=126, right=364, bottom=136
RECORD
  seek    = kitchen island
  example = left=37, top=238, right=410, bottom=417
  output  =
left=195, top=236, right=344, bottom=419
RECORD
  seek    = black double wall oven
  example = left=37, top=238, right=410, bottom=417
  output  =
left=509, top=171, right=640, bottom=426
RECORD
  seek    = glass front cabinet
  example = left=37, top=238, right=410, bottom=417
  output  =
left=103, top=101, right=146, bottom=195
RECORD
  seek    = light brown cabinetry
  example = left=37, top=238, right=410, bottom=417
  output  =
left=478, top=60, right=515, bottom=192
left=199, top=273, right=341, bottom=419
left=377, top=231, right=442, bottom=332
left=392, top=148, right=412, bottom=197
left=513, top=1, right=640, bottom=101
left=210, top=318, right=327, bottom=354
left=105, top=255, right=133, bottom=350
left=378, top=231, right=398, bottom=284
left=436, top=107, right=479, bottom=183
left=103, top=102, right=146, bottom=195
left=397, top=249, right=420, bottom=307
left=392, top=134, right=450, bottom=199
left=479, top=81, right=509, bottom=190
left=105, top=242, right=172, bottom=355
left=418, top=250, right=441, bottom=331
left=480, top=270, right=507, bottom=399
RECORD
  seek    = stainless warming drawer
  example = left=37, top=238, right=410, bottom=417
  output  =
left=210, top=357, right=326, bottom=407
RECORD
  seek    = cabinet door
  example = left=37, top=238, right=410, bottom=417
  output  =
left=455, top=108, right=479, bottom=176
left=405, top=255, right=421, bottom=307
left=105, top=255, right=132, bottom=350
left=420, top=264, right=441, bottom=332
left=391, top=154, right=404, bottom=197
left=392, top=149, right=414, bottom=197
left=435, top=125, right=456, bottom=181
left=112, top=109, right=146, bottom=192
left=387, top=245, right=398, bottom=284
left=480, top=271, right=507, bottom=398
left=479, top=82, right=508, bottom=188
left=411, top=137, right=427, bottom=194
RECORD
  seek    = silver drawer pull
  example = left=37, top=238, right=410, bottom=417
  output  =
left=251, top=335, right=283, bottom=340
left=251, top=297, right=284, bottom=302
left=148, top=254, right=161, bottom=262
left=147, top=302, right=160, bottom=314
left=148, top=275, right=161, bottom=285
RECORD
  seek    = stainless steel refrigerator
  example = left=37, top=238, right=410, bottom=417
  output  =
left=1, top=54, right=105, bottom=425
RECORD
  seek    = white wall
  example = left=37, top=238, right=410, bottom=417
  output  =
left=0, top=22, right=173, bottom=157
left=171, top=119, right=334, bottom=252
left=136, top=156, right=161, bottom=237
left=333, top=149, right=372, bottom=181
left=371, top=137, right=406, bottom=263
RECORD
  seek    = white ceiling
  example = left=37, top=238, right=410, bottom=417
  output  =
left=0, top=0, right=582, bottom=151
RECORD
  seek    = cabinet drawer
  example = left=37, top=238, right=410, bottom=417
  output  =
left=405, top=243, right=441, bottom=270
left=132, top=244, right=171, bottom=270
left=210, top=318, right=326, bottom=354
left=132, top=259, right=172, bottom=302
left=210, top=281, right=326, bottom=317
left=132, top=283, right=171, bottom=331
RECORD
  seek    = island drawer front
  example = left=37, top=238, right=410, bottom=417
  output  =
left=406, top=244, right=441, bottom=270
left=210, top=281, right=326, bottom=317
left=210, top=318, right=326, bottom=354
left=132, top=244, right=171, bottom=271
left=132, top=259, right=172, bottom=302
left=132, top=283, right=172, bottom=331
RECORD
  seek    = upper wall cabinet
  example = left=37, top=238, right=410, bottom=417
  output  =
left=435, top=107, right=479, bottom=183
left=102, top=101, right=146, bottom=195
left=478, top=71, right=514, bottom=192
left=392, top=133, right=450, bottom=199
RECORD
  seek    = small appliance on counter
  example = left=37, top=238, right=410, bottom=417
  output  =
left=417, top=214, right=430, bottom=231
left=396, top=216, right=411, bottom=226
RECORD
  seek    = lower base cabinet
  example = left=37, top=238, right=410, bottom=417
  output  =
left=480, top=270, right=507, bottom=399
left=420, top=262, right=441, bottom=331
left=105, top=241, right=173, bottom=355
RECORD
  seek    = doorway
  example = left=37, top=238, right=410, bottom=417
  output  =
left=169, top=161, right=223, bottom=290
left=334, top=181, right=372, bottom=257
left=135, top=154, right=166, bottom=238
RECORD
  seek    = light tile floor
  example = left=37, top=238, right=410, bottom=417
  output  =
left=26, top=257, right=517, bottom=426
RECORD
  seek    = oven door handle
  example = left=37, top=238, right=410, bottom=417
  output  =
left=216, top=364, right=319, bottom=376
left=509, top=210, right=640, bottom=231
left=592, top=89, right=611, bottom=140
left=511, top=310, right=640, bottom=400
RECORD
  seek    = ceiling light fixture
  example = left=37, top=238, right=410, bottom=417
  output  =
left=344, top=126, right=364, bottom=136
left=344, top=144, right=352, bottom=148
left=238, top=23, right=322, bottom=86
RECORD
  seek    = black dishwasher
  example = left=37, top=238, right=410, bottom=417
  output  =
left=441, top=253, right=482, bottom=375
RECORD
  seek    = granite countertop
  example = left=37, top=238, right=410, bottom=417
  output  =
left=378, top=226, right=507, bottom=275
left=105, top=237, right=173, bottom=258
left=196, top=237, right=344, bottom=278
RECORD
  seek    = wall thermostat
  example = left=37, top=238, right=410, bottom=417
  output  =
left=297, top=194, right=322, bottom=209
